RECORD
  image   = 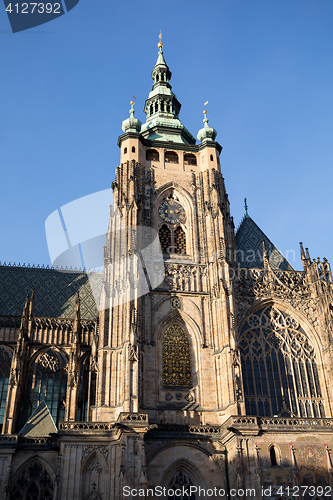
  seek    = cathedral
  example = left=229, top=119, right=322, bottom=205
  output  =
left=0, top=40, right=333, bottom=500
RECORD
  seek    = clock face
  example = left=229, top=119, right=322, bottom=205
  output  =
left=158, top=200, right=186, bottom=224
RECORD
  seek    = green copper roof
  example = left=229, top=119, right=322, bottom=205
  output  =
left=0, top=264, right=102, bottom=319
left=236, top=215, right=294, bottom=270
left=122, top=103, right=142, bottom=133
left=140, top=47, right=196, bottom=144
left=197, top=114, right=217, bottom=143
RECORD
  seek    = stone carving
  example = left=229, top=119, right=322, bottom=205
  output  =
left=86, top=458, right=103, bottom=475
left=85, top=482, right=102, bottom=500
left=165, top=263, right=207, bottom=292
left=55, top=452, right=62, bottom=485
left=38, top=352, right=61, bottom=372
left=128, top=343, right=138, bottom=362
left=82, top=445, right=109, bottom=461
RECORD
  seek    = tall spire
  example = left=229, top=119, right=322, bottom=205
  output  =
left=140, top=35, right=195, bottom=144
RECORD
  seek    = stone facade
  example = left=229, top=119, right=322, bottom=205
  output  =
left=1, top=43, right=333, bottom=500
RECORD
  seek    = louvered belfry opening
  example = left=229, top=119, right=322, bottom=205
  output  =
left=175, top=226, right=186, bottom=254
left=159, top=225, right=171, bottom=253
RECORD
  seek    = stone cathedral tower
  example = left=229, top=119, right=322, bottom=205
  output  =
left=1, top=40, right=333, bottom=500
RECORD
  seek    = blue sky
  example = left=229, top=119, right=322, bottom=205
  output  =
left=1, top=0, right=332, bottom=270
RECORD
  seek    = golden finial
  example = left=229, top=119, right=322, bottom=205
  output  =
left=203, top=100, right=208, bottom=115
left=158, top=31, right=163, bottom=49
left=130, top=100, right=135, bottom=107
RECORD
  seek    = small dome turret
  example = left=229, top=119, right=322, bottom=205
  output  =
left=197, top=109, right=217, bottom=143
left=122, top=101, right=142, bottom=133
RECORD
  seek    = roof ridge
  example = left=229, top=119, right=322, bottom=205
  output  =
left=236, top=213, right=250, bottom=236
left=0, top=261, right=102, bottom=273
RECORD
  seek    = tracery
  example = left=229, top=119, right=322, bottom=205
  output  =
left=163, top=325, right=192, bottom=387
left=168, top=471, right=196, bottom=500
left=11, top=460, right=53, bottom=500
left=21, top=349, right=67, bottom=427
left=239, top=305, right=324, bottom=418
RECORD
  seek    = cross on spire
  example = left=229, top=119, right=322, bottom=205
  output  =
left=244, top=197, right=248, bottom=216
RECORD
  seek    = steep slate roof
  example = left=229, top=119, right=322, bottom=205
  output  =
left=0, top=264, right=102, bottom=319
left=19, top=402, right=58, bottom=436
left=236, top=215, right=294, bottom=271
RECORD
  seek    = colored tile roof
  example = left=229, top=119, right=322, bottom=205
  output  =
left=0, top=264, right=102, bottom=320
left=236, top=215, right=294, bottom=271
left=19, top=402, right=58, bottom=437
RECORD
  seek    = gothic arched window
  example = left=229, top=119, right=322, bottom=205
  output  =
left=270, top=445, right=278, bottom=466
left=159, top=224, right=171, bottom=253
left=11, top=460, right=53, bottom=500
left=21, top=349, right=67, bottom=427
left=168, top=471, right=195, bottom=500
left=239, top=305, right=324, bottom=418
left=174, top=226, right=186, bottom=254
left=163, top=325, right=192, bottom=387
left=0, top=347, right=12, bottom=429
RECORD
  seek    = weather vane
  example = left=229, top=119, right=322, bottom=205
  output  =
left=244, top=197, right=248, bottom=215
left=158, top=32, right=163, bottom=49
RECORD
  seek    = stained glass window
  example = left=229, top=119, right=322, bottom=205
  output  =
left=11, top=460, right=53, bottom=500
left=163, top=325, right=192, bottom=387
left=0, top=347, right=11, bottom=428
left=21, top=349, right=67, bottom=427
left=239, top=305, right=324, bottom=418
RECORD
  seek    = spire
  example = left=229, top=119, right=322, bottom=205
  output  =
left=262, top=239, right=269, bottom=268
left=197, top=105, right=217, bottom=143
left=29, top=288, right=35, bottom=319
left=305, top=247, right=311, bottom=265
left=140, top=35, right=195, bottom=144
left=122, top=100, right=142, bottom=133
left=299, top=242, right=308, bottom=270
left=73, top=291, right=81, bottom=342
left=20, top=294, right=29, bottom=333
